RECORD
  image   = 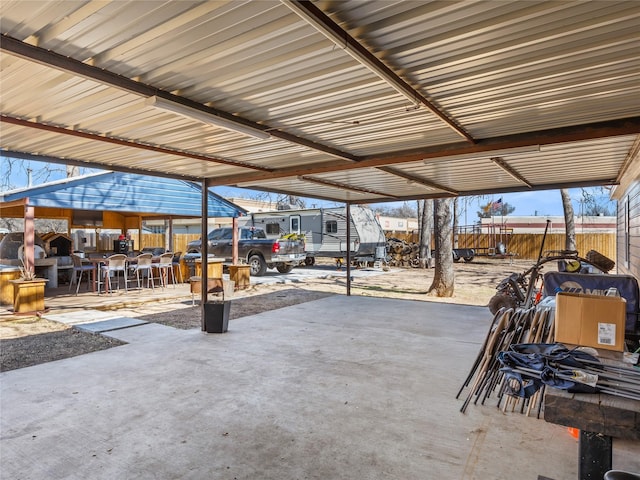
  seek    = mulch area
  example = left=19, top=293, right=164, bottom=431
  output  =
left=0, top=289, right=335, bottom=372
left=141, top=288, right=334, bottom=329
left=1, top=329, right=125, bottom=372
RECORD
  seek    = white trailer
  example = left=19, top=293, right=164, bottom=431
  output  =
left=243, top=206, right=387, bottom=266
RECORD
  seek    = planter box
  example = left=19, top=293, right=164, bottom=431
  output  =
left=194, top=259, right=223, bottom=279
left=228, top=265, right=251, bottom=290
left=10, top=278, right=48, bottom=313
left=0, top=266, right=21, bottom=305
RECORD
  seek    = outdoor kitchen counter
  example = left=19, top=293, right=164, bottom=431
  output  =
left=0, top=258, right=58, bottom=288
left=544, top=350, right=640, bottom=479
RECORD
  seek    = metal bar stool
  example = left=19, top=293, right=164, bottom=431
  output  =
left=172, top=251, right=183, bottom=284
left=100, top=254, right=128, bottom=294
left=69, top=254, right=94, bottom=295
left=154, top=252, right=175, bottom=288
left=128, top=253, right=154, bottom=290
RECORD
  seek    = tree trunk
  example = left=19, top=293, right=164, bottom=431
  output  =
left=418, top=200, right=433, bottom=268
left=428, top=198, right=454, bottom=296
left=560, top=189, right=576, bottom=251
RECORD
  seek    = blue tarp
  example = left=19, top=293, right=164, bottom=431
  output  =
left=0, top=172, right=246, bottom=218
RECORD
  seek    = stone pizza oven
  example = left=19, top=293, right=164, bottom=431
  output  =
left=41, top=233, right=74, bottom=284
left=0, top=232, right=59, bottom=288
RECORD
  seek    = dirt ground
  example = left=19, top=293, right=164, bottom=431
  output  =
left=0, top=258, right=529, bottom=371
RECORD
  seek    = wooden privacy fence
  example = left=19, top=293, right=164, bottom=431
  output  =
left=458, top=233, right=616, bottom=260
left=139, top=234, right=200, bottom=254
left=387, top=232, right=616, bottom=261
left=140, top=232, right=616, bottom=262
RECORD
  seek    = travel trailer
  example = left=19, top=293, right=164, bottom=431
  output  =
left=243, top=206, right=387, bottom=266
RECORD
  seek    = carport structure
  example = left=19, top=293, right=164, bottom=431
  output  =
left=1, top=1, right=638, bottom=203
left=1, top=3, right=640, bottom=477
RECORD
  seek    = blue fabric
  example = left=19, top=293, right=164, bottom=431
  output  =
left=497, top=343, right=602, bottom=396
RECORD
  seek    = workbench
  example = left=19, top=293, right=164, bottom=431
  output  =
left=544, top=353, right=640, bottom=480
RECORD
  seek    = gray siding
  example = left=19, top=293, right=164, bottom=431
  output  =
left=617, top=181, right=640, bottom=279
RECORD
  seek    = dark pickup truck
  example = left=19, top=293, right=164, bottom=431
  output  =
left=186, top=227, right=306, bottom=276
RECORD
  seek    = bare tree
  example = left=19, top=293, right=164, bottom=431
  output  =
left=374, top=201, right=417, bottom=218
left=428, top=198, right=454, bottom=296
left=2, top=158, right=93, bottom=191
left=418, top=199, right=433, bottom=268
left=560, top=189, right=576, bottom=251
left=579, top=187, right=616, bottom=216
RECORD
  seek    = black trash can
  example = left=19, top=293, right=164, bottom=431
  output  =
left=203, top=301, right=231, bottom=333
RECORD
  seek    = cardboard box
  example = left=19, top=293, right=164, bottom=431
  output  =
left=555, top=292, right=626, bottom=352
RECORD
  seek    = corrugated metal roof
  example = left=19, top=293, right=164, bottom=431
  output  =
left=1, top=1, right=639, bottom=203
left=0, top=171, right=247, bottom=218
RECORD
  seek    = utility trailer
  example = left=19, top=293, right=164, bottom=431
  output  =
left=452, top=248, right=475, bottom=262
left=244, top=206, right=387, bottom=266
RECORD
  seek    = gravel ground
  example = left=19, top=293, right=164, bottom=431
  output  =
left=0, top=258, right=529, bottom=372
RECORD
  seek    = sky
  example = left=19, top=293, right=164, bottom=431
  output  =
left=1, top=157, right=616, bottom=220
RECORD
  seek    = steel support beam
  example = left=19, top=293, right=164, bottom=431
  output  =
left=299, top=176, right=398, bottom=198
left=207, top=117, right=640, bottom=187
left=284, top=1, right=474, bottom=143
left=490, top=157, right=533, bottom=188
left=0, top=34, right=359, bottom=163
left=1, top=115, right=273, bottom=172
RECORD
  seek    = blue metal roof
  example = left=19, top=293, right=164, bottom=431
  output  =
left=0, top=171, right=247, bottom=217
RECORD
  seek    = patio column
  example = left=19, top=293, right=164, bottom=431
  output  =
left=23, top=201, right=35, bottom=272
left=232, top=217, right=239, bottom=264
left=346, top=202, right=351, bottom=296
left=200, top=180, right=208, bottom=330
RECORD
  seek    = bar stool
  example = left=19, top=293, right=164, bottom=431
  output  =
left=100, top=254, right=128, bottom=294
left=69, top=254, right=94, bottom=295
left=172, top=251, right=183, bottom=283
left=154, top=253, right=175, bottom=288
left=129, top=253, right=154, bottom=290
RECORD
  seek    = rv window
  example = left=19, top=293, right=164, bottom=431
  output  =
left=290, top=216, right=301, bottom=234
left=326, top=220, right=338, bottom=233
left=265, top=223, right=280, bottom=235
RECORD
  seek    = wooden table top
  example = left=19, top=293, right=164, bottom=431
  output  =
left=544, top=349, right=640, bottom=440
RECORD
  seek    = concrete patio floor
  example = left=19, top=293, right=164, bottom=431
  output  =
left=1, top=296, right=639, bottom=480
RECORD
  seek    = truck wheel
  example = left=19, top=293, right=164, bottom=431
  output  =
left=276, top=264, right=294, bottom=274
left=488, top=294, right=517, bottom=314
left=464, top=256, right=474, bottom=262
left=248, top=254, right=267, bottom=276
left=304, top=257, right=315, bottom=266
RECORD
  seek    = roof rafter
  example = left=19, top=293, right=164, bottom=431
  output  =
left=298, top=176, right=398, bottom=198
left=284, top=0, right=474, bottom=144
left=490, top=157, right=533, bottom=189
left=207, top=117, right=640, bottom=186
left=0, top=34, right=360, bottom=163
left=1, top=115, right=274, bottom=172
left=1, top=150, right=202, bottom=182
left=376, top=166, right=459, bottom=195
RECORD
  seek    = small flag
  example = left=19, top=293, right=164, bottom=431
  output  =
left=491, top=198, right=502, bottom=210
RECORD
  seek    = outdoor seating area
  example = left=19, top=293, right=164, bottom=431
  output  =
left=73, top=251, right=185, bottom=295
